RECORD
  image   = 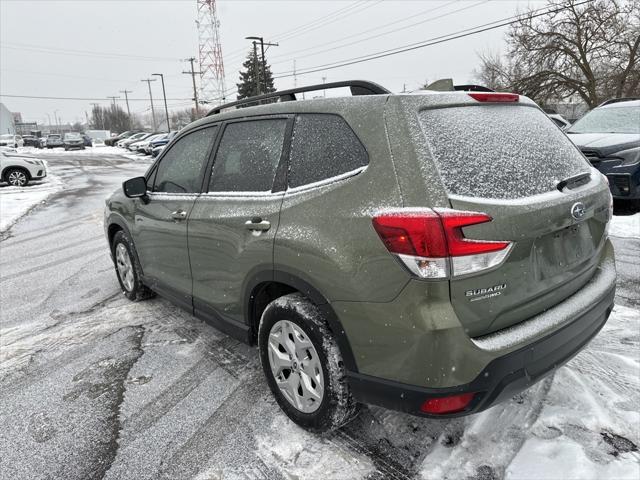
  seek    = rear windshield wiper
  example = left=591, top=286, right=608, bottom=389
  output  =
left=557, top=172, right=591, bottom=192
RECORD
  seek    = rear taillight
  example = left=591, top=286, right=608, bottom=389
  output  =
left=468, top=92, right=519, bottom=103
left=372, top=209, right=512, bottom=278
left=420, top=392, right=476, bottom=414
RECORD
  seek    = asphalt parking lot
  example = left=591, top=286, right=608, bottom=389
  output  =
left=0, top=150, right=638, bottom=480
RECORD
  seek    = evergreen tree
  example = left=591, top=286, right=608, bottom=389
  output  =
left=236, top=46, right=276, bottom=105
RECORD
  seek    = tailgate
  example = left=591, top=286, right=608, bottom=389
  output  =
left=418, top=101, right=611, bottom=336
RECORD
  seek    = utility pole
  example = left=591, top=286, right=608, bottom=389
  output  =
left=141, top=78, right=157, bottom=130
left=107, top=96, right=119, bottom=109
left=322, top=77, right=327, bottom=97
left=293, top=60, right=297, bottom=88
left=119, top=90, right=132, bottom=117
left=246, top=36, right=278, bottom=94
left=183, top=57, right=201, bottom=116
left=152, top=73, right=170, bottom=133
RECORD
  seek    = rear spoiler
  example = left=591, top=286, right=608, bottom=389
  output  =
left=424, top=78, right=494, bottom=93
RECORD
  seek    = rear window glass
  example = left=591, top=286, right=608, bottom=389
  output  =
left=288, top=114, right=368, bottom=188
left=209, top=119, right=287, bottom=192
left=419, top=105, right=589, bottom=199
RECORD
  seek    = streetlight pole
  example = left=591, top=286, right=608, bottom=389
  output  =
left=246, top=36, right=278, bottom=95
left=53, top=110, right=60, bottom=134
left=152, top=73, right=171, bottom=133
left=141, top=78, right=157, bottom=130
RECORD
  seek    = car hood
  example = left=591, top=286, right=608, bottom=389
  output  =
left=567, top=133, right=640, bottom=155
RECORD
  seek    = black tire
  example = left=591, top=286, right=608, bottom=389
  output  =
left=111, top=230, right=155, bottom=301
left=259, top=293, right=359, bottom=433
left=4, top=168, right=29, bottom=187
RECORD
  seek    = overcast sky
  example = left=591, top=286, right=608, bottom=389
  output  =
left=0, top=0, right=544, bottom=125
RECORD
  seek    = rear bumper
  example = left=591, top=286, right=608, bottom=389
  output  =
left=346, top=243, right=616, bottom=418
left=348, top=286, right=614, bottom=417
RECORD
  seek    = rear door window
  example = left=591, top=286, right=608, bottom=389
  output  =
left=209, top=119, right=288, bottom=193
left=288, top=114, right=368, bottom=188
left=419, top=105, right=589, bottom=199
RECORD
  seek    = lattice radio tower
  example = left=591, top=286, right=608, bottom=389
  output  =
left=197, top=0, right=226, bottom=104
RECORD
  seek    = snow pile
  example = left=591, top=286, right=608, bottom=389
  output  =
left=17, top=146, right=129, bottom=156
left=610, top=213, right=639, bottom=239
left=0, top=171, right=63, bottom=232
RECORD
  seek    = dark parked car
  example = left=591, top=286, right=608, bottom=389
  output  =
left=63, top=132, right=85, bottom=151
left=105, top=130, right=139, bottom=146
left=567, top=99, right=640, bottom=209
left=149, top=131, right=177, bottom=148
left=105, top=80, right=615, bottom=432
left=82, top=134, right=93, bottom=147
left=22, top=135, right=42, bottom=148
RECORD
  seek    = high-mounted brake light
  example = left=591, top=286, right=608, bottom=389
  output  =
left=372, top=209, right=512, bottom=278
left=420, top=392, right=476, bottom=414
left=468, top=92, right=519, bottom=103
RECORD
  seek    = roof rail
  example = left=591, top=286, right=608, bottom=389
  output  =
left=424, top=78, right=494, bottom=93
left=206, top=80, right=390, bottom=116
left=598, top=97, right=640, bottom=107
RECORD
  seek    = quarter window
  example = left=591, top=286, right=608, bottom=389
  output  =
left=288, top=114, right=368, bottom=189
left=152, top=127, right=217, bottom=194
left=209, top=119, right=288, bottom=192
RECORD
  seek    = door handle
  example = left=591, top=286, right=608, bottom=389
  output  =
left=244, top=218, right=271, bottom=231
left=171, top=209, right=187, bottom=221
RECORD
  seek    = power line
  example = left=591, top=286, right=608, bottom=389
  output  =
left=269, top=0, right=480, bottom=65
left=0, top=42, right=179, bottom=62
left=221, top=0, right=367, bottom=62
left=222, top=1, right=381, bottom=66
left=273, top=0, right=593, bottom=79
left=0, top=94, right=191, bottom=101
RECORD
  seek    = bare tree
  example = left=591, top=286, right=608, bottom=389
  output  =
left=476, top=0, right=640, bottom=107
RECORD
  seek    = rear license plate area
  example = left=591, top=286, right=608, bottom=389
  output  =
left=533, top=222, right=595, bottom=278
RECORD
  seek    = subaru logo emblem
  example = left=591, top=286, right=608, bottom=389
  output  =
left=571, top=202, right=586, bottom=220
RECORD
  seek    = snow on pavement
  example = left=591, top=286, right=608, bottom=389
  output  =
left=420, top=304, right=640, bottom=480
left=0, top=149, right=638, bottom=479
left=0, top=171, right=63, bottom=233
left=610, top=213, right=640, bottom=239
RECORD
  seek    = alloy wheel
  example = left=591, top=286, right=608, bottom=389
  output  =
left=7, top=171, right=27, bottom=187
left=115, top=243, right=135, bottom=292
left=268, top=319, right=325, bottom=413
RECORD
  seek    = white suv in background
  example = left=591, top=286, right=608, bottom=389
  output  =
left=0, top=134, right=24, bottom=148
left=0, top=151, right=47, bottom=186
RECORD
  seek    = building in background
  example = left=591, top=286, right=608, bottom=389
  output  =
left=0, top=103, right=16, bottom=134
left=12, top=112, right=23, bottom=124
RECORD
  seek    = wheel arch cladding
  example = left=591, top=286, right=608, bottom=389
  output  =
left=245, top=269, right=359, bottom=372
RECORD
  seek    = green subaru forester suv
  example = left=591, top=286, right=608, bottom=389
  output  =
left=105, top=81, right=616, bottom=432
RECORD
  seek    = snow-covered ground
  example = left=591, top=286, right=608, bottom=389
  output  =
left=18, top=146, right=131, bottom=156
left=610, top=213, right=640, bottom=239
left=0, top=150, right=638, bottom=479
left=0, top=168, right=63, bottom=233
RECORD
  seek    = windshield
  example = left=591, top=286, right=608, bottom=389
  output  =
left=0, top=134, right=14, bottom=140
left=64, top=133, right=81, bottom=140
left=568, top=106, right=640, bottom=134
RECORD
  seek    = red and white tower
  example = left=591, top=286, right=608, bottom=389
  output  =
left=197, top=0, right=226, bottom=104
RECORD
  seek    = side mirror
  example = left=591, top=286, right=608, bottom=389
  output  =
left=123, top=176, right=148, bottom=198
